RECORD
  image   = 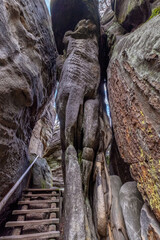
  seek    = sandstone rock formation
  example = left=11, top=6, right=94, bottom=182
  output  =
left=44, top=125, right=64, bottom=187
left=111, top=0, right=151, bottom=31
left=120, top=182, right=144, bottom=240
left=55, top=19, right=112, bottom=239
left=29, top=97, right=56, bottom=157
left=109, top=176, right=128, bottom=240
left=50, top=0, right=100, bottom=53
left=0, top=0, right=56, bottom=208
left=140, top=203, right=160, bottom=240
left=107, top=15, right=160, bottom=221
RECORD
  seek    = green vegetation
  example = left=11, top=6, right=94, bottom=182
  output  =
left=149, top=6, right=160, bottom=20
left=41, top=179, right=46, bottom=189
left=106, top=155, right=110, bottom=166
left=78, top=150, right=82, bottom=165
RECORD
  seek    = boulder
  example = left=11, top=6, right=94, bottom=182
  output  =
left=50, top=0, right=99, bottom=53
left=140, top=203, right=160, bottom=240
left=111, top=0, right=151, bottom=31
left=31, top=155, right=53, bottom=189
left=64, top=145, right=86, bottom=240
left=93, top=160, right=107, bottom=237
left=108, top=15, right=160, bottom=221
left=110, top=176, right=128, bottom=240
left=0, top=0, right=56, bottom=206
left=120, top=182, right=143, bottom=240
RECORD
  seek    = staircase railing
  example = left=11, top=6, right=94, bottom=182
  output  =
left=0, top=155, right=39, bottom=212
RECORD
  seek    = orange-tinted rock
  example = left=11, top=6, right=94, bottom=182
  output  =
left=107, top=16, right=160, bottom=221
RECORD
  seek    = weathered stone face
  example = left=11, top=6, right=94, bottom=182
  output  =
left=140, top=203, right=160, bottom=240
left=107, top=16, right=160, bottom=221
left=0, top=0, right=56, bottom=202
left=29, top=98, right=56, bottom=157
left=55, top=19, right=112, bottom=239
left=56, top=19, right=100, bottom=149
left=30, top=155, right=53, bottom=189
left=120, top=182, right=144, bottom=240
left=111, top=0, right=151, bottom=31
left=50, top=0, right=100, bottom=53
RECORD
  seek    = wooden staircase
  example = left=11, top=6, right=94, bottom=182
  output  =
left=0, top=188, right=63, bottom=240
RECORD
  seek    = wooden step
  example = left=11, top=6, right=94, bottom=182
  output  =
left=5, top=218, right=59, bottom=227
left=0, top=231, right=60, bottom=239
left=13, top=208, right=59, bottom=215
left=24, top=188, right=60, bottom=192
left=18, top=199, right=59, bottom=205
left=22, top=193, right=59, bottom=197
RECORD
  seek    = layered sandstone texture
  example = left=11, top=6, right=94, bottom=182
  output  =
left=55, top=19, right=112, bottom=239
left=108, top=15, right=160, bottom=221
left=50, top=0, right=99, bottom=53
left=44, top=125, right=64, bottom=187
left=0, top=0, right=56, bottom=205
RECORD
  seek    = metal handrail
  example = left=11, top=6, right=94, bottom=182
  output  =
left=0, top=155, right=39, bottom=212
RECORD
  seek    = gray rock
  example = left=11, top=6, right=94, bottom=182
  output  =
left=0, top=0, right=56, bottom=206
left=110, top=176, right=128, bottom=240
left=29, top=97, right=56, bottom=157
left=101, top=5, right=115, bottom=25
left=141, top=203, right=160, bottom=240
left=56, top=20, right=100, bottom=149
left=31, top=155, right=53, bottom=189
left=93, top=158, right=107, bottom=237
left=51, top=0, right=99, bottom=53
left=64, top=145, right=86, bottom=240
left=83, top=99, right=99, bottom=150
left=120, top=182, right=144, bottom=240
left=44, top=125, right=64, bottom=187
left=150, top=0, right=160, bottom=9
left=112, top=0, right=151, bottom=31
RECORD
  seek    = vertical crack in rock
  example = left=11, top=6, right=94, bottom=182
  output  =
left=56, top=19, right=112, bottom=239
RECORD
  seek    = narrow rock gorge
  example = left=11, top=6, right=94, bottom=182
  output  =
left=0, top=0, right=160, bottom=239
left=0, top=0, right=56, bottom=219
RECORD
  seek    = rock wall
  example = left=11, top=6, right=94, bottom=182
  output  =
left=29, top=97, right=56, bottom=157
left=0, top=0, right=56, bottom=207
left=106, top=0, right=160, bottom=223
left=44, top=125, right=64, bottom=187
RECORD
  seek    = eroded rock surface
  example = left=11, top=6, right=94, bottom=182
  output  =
left=30, top=155, right=53, bottom=189
left=0, top=0, right=56, bottom=205
left=108, top=15, right=160, bottom=221
left=44, top=125, right=64, bottom=187
left=109, top=176, right=128, bottom=240
left=56, top=19, right=112, bottom=239
left=29, top=97, right=56, bottom=157
left=111, top=0, right=151, bottom=31
left=141, top=203, right=160, bottom=240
